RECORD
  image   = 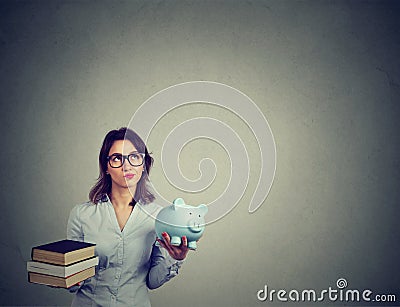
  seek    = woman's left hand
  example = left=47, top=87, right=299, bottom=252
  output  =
left=156, top=232, right=189, bottom=261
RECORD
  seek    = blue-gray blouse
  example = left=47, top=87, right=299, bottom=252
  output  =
left=67, top=195, right=183, bottom=306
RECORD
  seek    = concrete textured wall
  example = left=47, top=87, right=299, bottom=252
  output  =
left=0, top=1, right=399, bottom=306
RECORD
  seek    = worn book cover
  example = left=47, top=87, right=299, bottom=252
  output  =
left=27, top=256, right=99, bottom=278
left=28, top=267, right=95, bottom=288
left=31, top=240, right=96, bottom=266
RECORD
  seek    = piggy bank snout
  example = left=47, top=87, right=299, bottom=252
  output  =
left=187, top=218, right=205, bottom=233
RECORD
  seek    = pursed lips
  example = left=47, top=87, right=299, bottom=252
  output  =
left=124, top=173, right=135, bottom=179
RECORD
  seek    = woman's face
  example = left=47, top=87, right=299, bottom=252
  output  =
left=107, top=139, right=144, bottom=191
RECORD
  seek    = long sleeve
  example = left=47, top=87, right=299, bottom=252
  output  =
left=66, top=204, right=85, bottom=293
left=146, top=243, right=184, bottom=290
left=67, top=204, right=84, bottom=242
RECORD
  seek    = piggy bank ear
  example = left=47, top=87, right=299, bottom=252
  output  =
left=198, top=204, right=208, bottom=215
left=172, top=198, right=185, bottom=210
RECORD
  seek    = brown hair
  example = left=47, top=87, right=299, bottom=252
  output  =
left=89, top=127, right=155, bottom=204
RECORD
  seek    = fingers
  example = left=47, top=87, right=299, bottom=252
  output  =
left=156, top=238, right=167, bottom=249
left=159, top=232, right=174, bottom=254
left=181, top=236, right=188, bottom=248
left=158, top=233, right=189, bottom=250
left=161, top=232, right=171, bottom=245
left=156, top=233, right=191, bottom=260
left=159, top=233, right=189, bottom=249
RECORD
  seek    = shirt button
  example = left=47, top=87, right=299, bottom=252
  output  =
left=111, top=295, right=116, bottom=300
left=115, top=274, right=120, bottom=279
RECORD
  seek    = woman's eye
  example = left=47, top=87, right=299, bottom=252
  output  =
left=112, top=155, right=122, bottom=162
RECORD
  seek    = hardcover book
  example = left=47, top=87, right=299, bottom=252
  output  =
left=27, top=256, right=99, bottom=278
left=31, top=239, right=96, bottom=266
left=28, top=267, right=95, bottom=288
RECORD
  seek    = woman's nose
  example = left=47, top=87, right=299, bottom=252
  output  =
left=122, top=158, right=132, bottom=170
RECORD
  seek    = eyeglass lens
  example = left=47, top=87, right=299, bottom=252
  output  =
left=108, top=153, right=144, bottom=168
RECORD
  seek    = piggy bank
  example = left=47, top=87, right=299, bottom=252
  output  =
left=155, top=198, right=208, bottom=250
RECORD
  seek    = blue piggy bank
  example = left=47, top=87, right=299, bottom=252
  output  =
left=155, top=198, right=208, bottom=250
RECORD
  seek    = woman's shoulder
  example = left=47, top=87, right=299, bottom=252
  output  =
left=137, top=200, right=163, bottom=216
left=69, top=199, right=104, bottom=217
left=72, top=200, right=98, bottom=208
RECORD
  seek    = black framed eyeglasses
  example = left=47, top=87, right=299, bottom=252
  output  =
left=107, top=152, right=145, bottom=168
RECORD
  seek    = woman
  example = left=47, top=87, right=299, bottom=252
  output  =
left=67, top=127, right=189, bottom=306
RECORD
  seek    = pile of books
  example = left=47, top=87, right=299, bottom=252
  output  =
left=27, top=239, right=98, bottom=288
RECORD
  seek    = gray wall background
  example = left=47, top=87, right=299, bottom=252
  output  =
left=1, top=1, right=399, bottom=306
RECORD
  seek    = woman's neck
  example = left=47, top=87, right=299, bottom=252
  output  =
left=109, top=186, right=136, bottom=208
